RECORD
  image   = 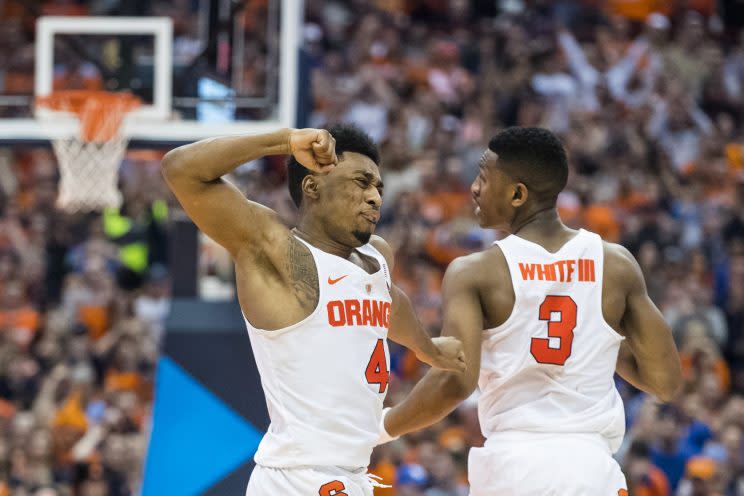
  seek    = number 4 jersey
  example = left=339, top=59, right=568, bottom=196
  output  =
left=479, top=229, right=626, bottom=452
left=244, top=236, right=392, bottom=469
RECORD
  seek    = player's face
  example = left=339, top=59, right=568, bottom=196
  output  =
left=470, top=150, right=520, bottom=230
left=317, top=152, right=383, bottom=246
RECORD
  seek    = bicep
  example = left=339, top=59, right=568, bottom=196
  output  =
left=621, top=285, right=676, bottom=361
left=441, top=261, right=484, bottom=390
left=164, top=173, right=289, bottom=259
left=387, top=284, right=421, bottom=345
left=615, top=247, right=680, bottom=375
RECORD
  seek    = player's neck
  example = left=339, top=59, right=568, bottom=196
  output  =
left=510, top=208, right=569, bottom=242
left=292, top=222, right=355, bottom=259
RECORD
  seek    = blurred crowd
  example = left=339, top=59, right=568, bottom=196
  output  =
left=0, top=144, right=170, bottom=496
left=2, top=0, right=744, bottom=495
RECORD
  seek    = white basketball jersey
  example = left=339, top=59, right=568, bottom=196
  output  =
left=245, top=236, right=392, bottom=469
left=478, top=229, right=626, bottom=452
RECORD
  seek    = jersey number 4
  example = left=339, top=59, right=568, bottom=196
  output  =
left=366, top=339, right=389, bottom=393
left=530, top=295, right=577, bottom=366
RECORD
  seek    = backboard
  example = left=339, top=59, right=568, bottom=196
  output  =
left=0, top=0, right=302, bottom=144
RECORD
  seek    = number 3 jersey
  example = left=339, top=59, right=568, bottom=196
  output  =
left=479, top=229, right=626, bottom=452
left=244, top=236, right=392, bottom=469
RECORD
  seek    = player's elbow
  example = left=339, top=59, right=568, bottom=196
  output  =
left=657, top=353, right=683, bottom=402
left=654, top=374, right=683, bottom=403
left=161, top=147, right=187, bottom=177
left=161, top=147, right=206, bottom=188
left=654, top=386, right=679, bottom=403
left=438, top=371, right=476, bottom=403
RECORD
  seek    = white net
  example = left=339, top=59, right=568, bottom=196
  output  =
left=38, top=91, right=140, bottom=213
left=52, top=134, right=128, bottom=212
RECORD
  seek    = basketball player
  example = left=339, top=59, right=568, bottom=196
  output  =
left=378, top=127, right=682, bottom=495
left=161, top=124, right=466, bottom=496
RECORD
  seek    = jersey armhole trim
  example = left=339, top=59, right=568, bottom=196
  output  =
left=358, top=243, right=392, bottom=288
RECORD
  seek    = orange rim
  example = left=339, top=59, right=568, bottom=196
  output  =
left=36, top=90, right=141, bottom=142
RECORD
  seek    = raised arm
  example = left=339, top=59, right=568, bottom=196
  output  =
left=382, top=256, right=483, bottom=439
left=610, top=245, right=682, bottom=402
left=162, top=128, right=336, bottom=260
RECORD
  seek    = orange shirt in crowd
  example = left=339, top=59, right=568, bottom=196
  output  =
left=78, top=304, right=110, bottom=341
left=617, top=191, right=654, bottom=213
left=680, top=352, right=731, bottom=392
left=41, top=2, right=89, bottom=15
left=0, top=306, right=40, bottom=333
left=105, top=369, right=143, bottom=394
left=726, top=143, right=744, bottom=174
left=633, top=465, right=671, bottom=496
left=370, top=460, right=396, bottom=496
left=606, top=0, right=672, bottom=20
left=399, top=348, right=421, bottom=380
left=583, top=203, right=621, bottom=242
left=54, top=389, right=88, bottom=432
left=0, top=399, right=15, bottom=420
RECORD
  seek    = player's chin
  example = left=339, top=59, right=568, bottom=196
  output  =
left=352, top=228, right=373, bottom=245
left=475, top=210, right=489, bottom=228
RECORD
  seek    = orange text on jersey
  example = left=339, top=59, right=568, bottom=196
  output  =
left=518, top=259, right=596, bottom=282
left=327, top=299, right=391, bottom=328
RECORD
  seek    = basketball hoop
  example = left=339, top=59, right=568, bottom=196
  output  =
left=36, top=90, right=141, bottom=212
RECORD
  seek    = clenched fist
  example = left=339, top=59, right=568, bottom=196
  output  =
left=418, top=336, right=467, bottom=373
left=288, top=128, right=338, bottom=173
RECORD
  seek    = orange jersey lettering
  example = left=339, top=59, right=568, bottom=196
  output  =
left=518, top=259, right=596, bottom=282
left=327, top=299, right=391, bottom=328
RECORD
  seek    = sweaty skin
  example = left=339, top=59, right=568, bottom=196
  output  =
left=383, top=148, right=682, bottom=438
left=161, top=128, right=465, bottom=371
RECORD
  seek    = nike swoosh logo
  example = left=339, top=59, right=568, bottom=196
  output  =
left=328, top=275, right=349, bottom=285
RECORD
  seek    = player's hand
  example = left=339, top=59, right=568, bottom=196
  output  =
left=419, top=336, right=466, bottom=373
left=288, top=128, right=338, bottom=173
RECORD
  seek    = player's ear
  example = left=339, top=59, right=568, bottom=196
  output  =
left=301, top=174, right=321, bottom=201
left=511, top=183, right=528, bottom=207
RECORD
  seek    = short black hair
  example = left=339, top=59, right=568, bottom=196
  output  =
left=488, top=127, right=568, bottom=205
left=287, top=123, right=380, bottom=207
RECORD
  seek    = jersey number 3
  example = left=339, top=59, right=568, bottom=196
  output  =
left=530, top=295, right=577, bottom=366
left=366, top=339, right=389, bottom=393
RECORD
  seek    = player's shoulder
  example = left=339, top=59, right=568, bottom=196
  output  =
left=369, top=235, right=394, bottom=269
left=602, top=241, right=639, bottom=269
left=444, top=245, right=509, bottom=288
left=602, top=241, right=643, bottom=289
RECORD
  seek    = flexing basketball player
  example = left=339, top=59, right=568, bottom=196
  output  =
left=162, top=125, right=465, bottom=496
left=378, top=127, right=682, bottom=495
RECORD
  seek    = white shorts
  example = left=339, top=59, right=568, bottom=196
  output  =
left=468, top=433, right=628, bottom=496
left=246, top=464, right=377, bottom=496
